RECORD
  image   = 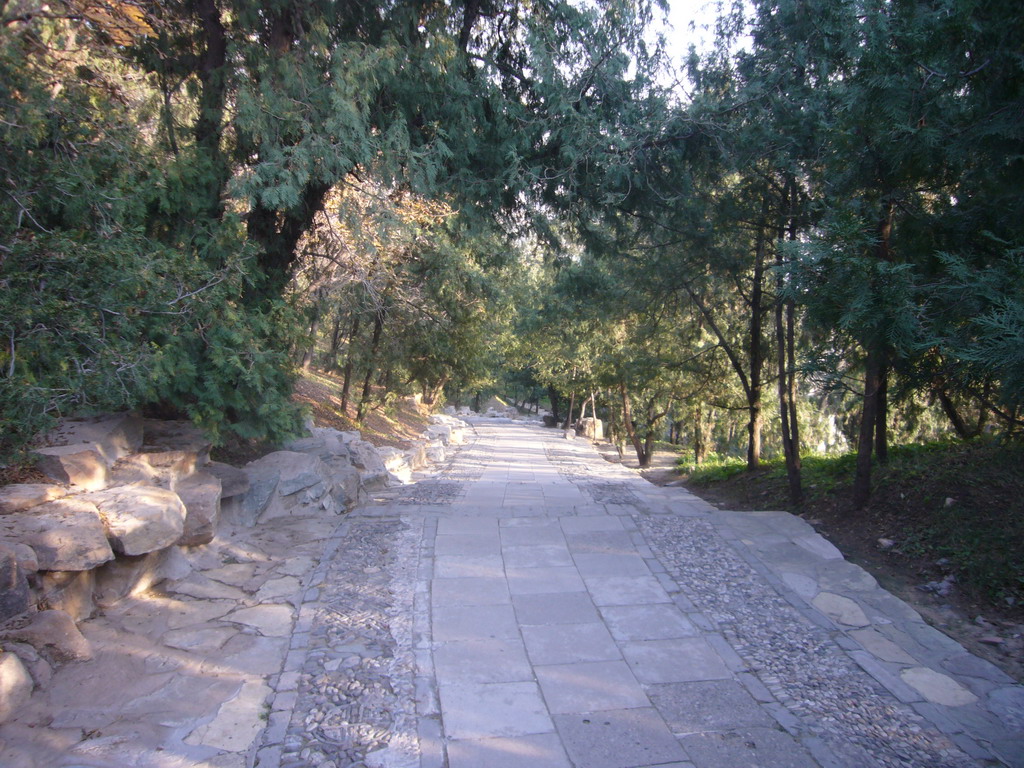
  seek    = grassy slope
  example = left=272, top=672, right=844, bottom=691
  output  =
left=291, top=368, right=431, bottom=448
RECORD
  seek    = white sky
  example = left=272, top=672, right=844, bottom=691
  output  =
left=663, top=0, right=721, bottom=56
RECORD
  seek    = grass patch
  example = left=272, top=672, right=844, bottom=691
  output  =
left=680, top=438, right=1024, bottom=612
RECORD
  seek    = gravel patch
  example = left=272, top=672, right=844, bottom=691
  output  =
left=639, top=514, right=977, bottom=768
left=279, top=518, right=421, bottom=768
left=391, top=480, right=463, bottom=506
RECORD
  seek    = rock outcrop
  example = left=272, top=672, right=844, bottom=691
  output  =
left=0, top=408, right=472, bottom=724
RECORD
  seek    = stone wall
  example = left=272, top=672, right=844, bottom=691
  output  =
left=0, top=411, right=471, bottom=723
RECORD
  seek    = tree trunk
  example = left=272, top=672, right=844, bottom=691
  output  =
left=340, top=313, right=361, bottom=413
left=300, top=302, right=321, bottom=372
left=875, top=357, right=889, bottom=464
left=786, top=297, right=801, bottom=471
left=246, top=181, right=331, bottom=303
left=936, top=387, right=972, bottom=438
left=693, top=404, right=712, bottom=465
left=356, top=308, right=385, bottom=421
left=643, top=429, right=656, bottom=469
left=853, top=198, right=896, bottom=507
left=853, top=345, right=884, bottom=509
left=563, top=391, right=576, bottom=430
left=547, top=386, right=560, bottom=425
left=423, top=376, right=448, bottom=406
left=194, top=0, right=228, bottom=223
left=747, top=210, right=767, bottom=470
left=773, top=180, right=803, bottom=505
left=620, top=383, right=648, bottom=467
left=327, top=312, right=344, bottom=369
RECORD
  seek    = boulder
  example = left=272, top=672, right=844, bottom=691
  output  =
left=406, top=443, right=428, bottom=471
left=36, top=570, right=96, bottom=621
left=577, top=417, right=604, bottom=440
left=0, top=484, right=66, bottom=515
left=141, top=419, right=212, bottom=465
left=348, top=440, right=386, bottom=473
left=11, top=544, right=37, bottom=573
left=428, top=413, right=459, bottom=425
left=40, top=412, right=143, bottom=465
left=482, top=396, right=508, bottom=412
left=94, top=551, right=166, bottom=607
left=285, top=427, right=358, bottom=461
left=31, top=445, right=110, bottom=490
left=0, top=543, right=31, bottom=623
left=109, top=450, right=197, bottom=490
left=426, top=441, right=447, bottom=463
left=377, top=447, right=412, bottom=485
left=0, top=652, right=33, bottom=724
left=0, top=609, right=92, bottom=664
left=0, top=498, right=113, bottom=571
left=426, top=424, right=453, bottom=445
left=240, top=451, right=336, bottom=523
left=348, top=439, right=389, bottom=490
left=243, top=451, right=321, bottom=502
left=81, top=485, right=186, bottom=556
left=205, top=461, right=250, bottom=499
left=323, top=458, right=360, bottom=510
left=175, top=471, right=222, bottom=546
left=4, top=642, right=52, bottom=689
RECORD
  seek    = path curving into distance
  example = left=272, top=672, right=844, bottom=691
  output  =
left=264, top=418, right=1022, bottom=768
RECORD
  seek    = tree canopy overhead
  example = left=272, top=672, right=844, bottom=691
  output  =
left=2, top=0, right=1022, bottom=514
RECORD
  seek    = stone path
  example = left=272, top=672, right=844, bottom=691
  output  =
left=2, top=419, right=1021, bottom=767
left=265, top=420, right=1022, bottom=768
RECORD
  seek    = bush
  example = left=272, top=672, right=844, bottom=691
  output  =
left=0, top=233, right=304, bottom=461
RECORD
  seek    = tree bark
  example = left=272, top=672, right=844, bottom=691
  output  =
left=786, top=297, right=801, bottom=471
left=692, top=404, right=712, bottom=465
left=747, top=207, right=767, bottom=470
left=853, top=346, right=884, bottom=508
left=936, top=386, right=972, bottom=438
left=776, top=182, right=803, bottom=505
left=340, top=313, right=360, bottom=413
left=327, top=312, right=344, bottom=369
left=356, top=308, right=385, bottom=421
left=246, top=181, right=331, bottom=302
left=620, top=382, right=648, bottom=467
left=853, top=198, right=896, bottom=507
left=300, top=302, right=321, bottom=372
left=875, top=357, right=889, bottom=464
left=547, top=386, right=560, bottom=425
left=192, top=0, right=228, bottom=223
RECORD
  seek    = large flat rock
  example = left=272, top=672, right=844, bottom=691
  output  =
left=0, top=484, right=67, bottom=515
left=175, top=471, right=222, bottom=547
left=31, top=446, right=110, bottom=490
left=205, top=461, right=250, bottom=499
left=40, top=413, right=144, bottom=465
left=0, top=498, right=113, bottom=571
left=81, top=486, right=186, bottom=556
left=110, top=450, right=197, bottom=489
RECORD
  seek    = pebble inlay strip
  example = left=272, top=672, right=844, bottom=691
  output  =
left=639, top=514, right=977, bottom=768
